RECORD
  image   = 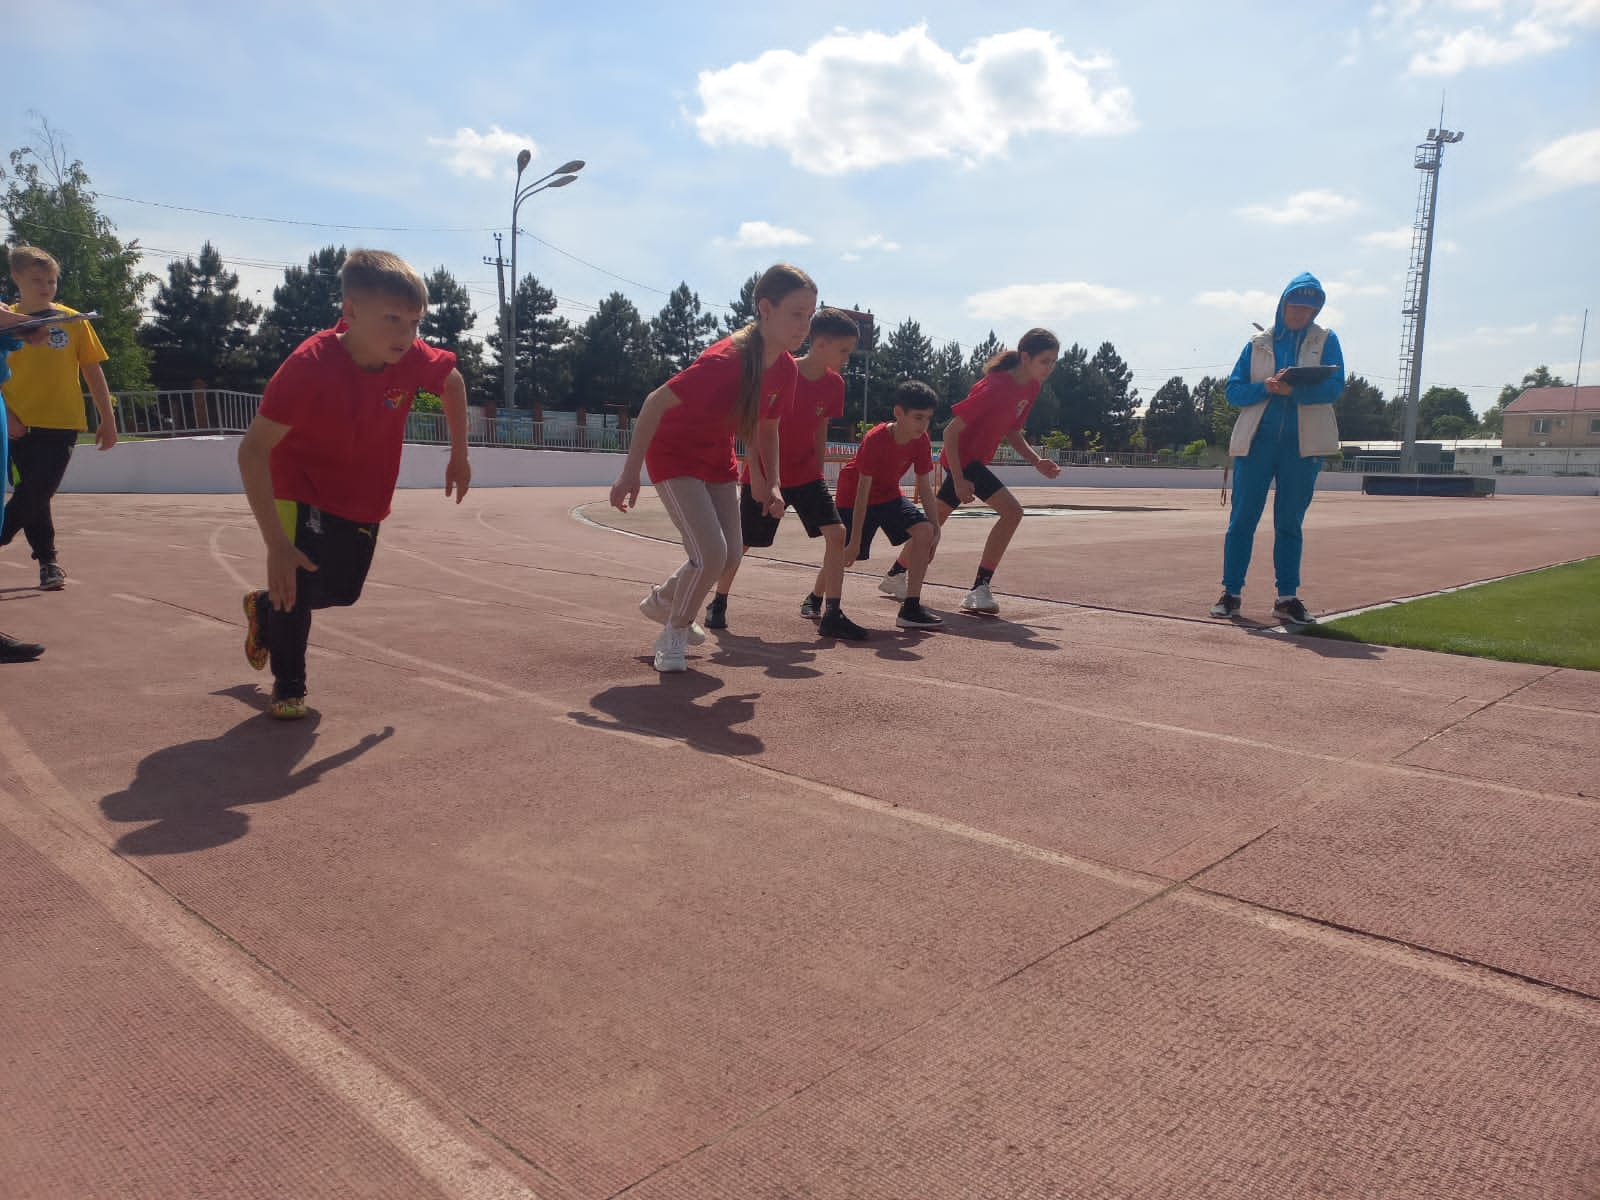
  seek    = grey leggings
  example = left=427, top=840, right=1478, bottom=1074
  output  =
left=651, top=477, right=742, bottom=626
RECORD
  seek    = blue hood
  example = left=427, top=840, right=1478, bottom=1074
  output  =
left=1274, top=271, right=1325, bottom=359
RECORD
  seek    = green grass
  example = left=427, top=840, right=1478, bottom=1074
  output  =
left=1303, top=556, right=1600, bottom=670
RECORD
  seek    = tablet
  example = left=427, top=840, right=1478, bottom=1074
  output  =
left=1280, top=365, right=1336, bottom=386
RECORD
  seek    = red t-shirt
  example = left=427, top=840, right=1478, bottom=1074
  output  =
left=259, top=330, right=456, bottom=523
left=940, top=370, right=1040, bottom=469
left=741, top=367, right=845, bottom=488
left=835, top=422, right=934, bottom=508
left=648, top=338, right=796, bottom=484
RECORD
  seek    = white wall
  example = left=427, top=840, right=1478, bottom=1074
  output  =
left=59, top=437, right=1600, bottom=497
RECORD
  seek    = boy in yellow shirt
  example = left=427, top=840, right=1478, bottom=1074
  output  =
left=1, top=245, right=117, bottom=590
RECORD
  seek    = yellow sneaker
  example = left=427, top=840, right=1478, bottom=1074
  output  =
left=243, top=591, right=268, bottom=671
left=269, top=693, right=308, bottom=720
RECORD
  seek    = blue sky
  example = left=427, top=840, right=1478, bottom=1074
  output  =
left=10, top=1, right=1597, bottom=414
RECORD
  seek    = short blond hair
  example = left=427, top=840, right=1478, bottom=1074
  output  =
left=341, top=249, right=427, bottom=309
left=8, top=245, right=60, bottom=277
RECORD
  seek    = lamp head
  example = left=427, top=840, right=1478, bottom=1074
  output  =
left=516, top=148, right=532, bottom=174
left=556, top=159, right=586, bottom=174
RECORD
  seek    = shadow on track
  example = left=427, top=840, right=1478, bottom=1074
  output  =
left=101, top=685, right=393, bottom=855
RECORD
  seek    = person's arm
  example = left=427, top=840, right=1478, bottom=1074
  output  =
left=81, top=361, right=117, bottom=450
left=843, top=472, right=873, bottom=561
left=1293, top=331, right=1346, bottom=405
left=747, top=416, right=783, bottom=517
left=1224, top=343, right=1277, bottom=407
left=943, top=416, right=974, bottom=502
left=610, top=385, right=681, bottom=511
left=813, top=421, right=829, bottom=485
left=237, top=415, right=317, bottom=611
left=1005, top=428, right=1061, bottom=478
left=914, top=471, right=941, bottom=548
left=440, top=368, right=471, bottom=502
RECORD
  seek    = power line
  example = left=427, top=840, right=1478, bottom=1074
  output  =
left=95, top=191, right=498, bottom=234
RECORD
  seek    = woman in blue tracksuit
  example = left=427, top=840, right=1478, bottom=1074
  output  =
left=1211, top=271, right=1344, bottom=627
left=1, top=315, right=48, bottom=662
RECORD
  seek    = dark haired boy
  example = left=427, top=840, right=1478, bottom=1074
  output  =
left=706, top=307, right=869, bottom=640
left=836, top=381, right=944, bottom=630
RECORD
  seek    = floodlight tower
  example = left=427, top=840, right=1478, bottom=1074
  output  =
left=1395, top=121, right=1464, bottom=473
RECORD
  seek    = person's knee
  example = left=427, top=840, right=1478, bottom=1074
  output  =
left=990, top=492, right=1023, bottom=525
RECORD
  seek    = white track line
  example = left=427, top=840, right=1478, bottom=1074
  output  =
left=0, top=714, right=545, bottom=1200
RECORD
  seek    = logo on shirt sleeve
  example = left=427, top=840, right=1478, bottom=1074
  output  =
left=383, top=387, right=409, bottom=410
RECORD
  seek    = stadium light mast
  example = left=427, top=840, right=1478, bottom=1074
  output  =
left=1394, top=119, right=1464, bottom=473
left=504, top=153, right=585, bottom=415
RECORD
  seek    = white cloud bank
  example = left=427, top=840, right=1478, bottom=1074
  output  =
left=718, top=221, right=813, bottom=249
left=966, top=281, right=1138, bottom=323
left=427, top=125, right=535, bottom=179
left=1236, top=189, right=1362, bottom=225
left=694, top=25, right=1135, bottom=175
left=1523, top=127, right=1600, bottom=191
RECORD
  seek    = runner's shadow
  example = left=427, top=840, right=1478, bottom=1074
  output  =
left=101, top=685, right=394, bottom=856
left=707, top=630, right=824, bottom=680
left=573, top=674, right=764, bottom=757
left=1280, top=630, right=1388, bottom=661
left=939, top=617, right=1062, bottom=652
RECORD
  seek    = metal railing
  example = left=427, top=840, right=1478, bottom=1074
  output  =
left=108, top=390, right=263, bottom=437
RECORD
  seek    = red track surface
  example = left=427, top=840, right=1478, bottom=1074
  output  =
left=2, top=487, right=1596, bottom=1199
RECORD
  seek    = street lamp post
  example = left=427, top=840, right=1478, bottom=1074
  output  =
left=503, top=153, right=585, bottom=418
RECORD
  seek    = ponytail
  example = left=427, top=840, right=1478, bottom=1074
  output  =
left=984, top=327, right=1061, bottom=375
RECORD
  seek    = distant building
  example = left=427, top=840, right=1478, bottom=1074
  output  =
left=1502, top=385, right=1600, bottom=449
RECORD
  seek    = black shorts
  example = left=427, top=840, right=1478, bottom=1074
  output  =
left=837, top=497, right=929, bottom=561
left=740, top=479, right=842, bottom=548
left=936, top=460, right=1007, bottom=509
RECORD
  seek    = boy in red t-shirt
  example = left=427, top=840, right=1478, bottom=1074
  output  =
left=879, top=328, right=1061, bottom=616
left=836, top=381, right=943, bottom=630
left=236, top=249, right=472, bottom=719
left=704, top=307, right=868, bottom=641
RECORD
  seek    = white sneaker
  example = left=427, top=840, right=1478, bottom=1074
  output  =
left=653, top=625, right=689, bottom=673
left=639, top=590, right=706, bottom=644
left=878, top=572, right=908, bottom=601
left=960, top=582, right=999, bottom=614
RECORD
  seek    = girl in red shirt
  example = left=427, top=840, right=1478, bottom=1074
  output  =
left=610, top=264, right=816, bottom=672
left=879, top=328, right=1061, bottom=616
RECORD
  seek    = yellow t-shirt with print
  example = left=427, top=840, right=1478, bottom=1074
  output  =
left=1, top=303, right=109, bottom=431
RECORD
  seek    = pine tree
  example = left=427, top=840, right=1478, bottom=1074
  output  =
left=421, top=267, right=489, bottom=407
left=570, top=292, right=654, bottom=415
left=719, top=272, right=760, bottom=335
left=485, top=273, right=573, bottom=409
left=651, top=283, right=717, bottom=381
left=138, top=241, right=262, bottom=390
left=1091, top=342, right=1139, bottom=449
left=253, top=246, right=346, bottom=380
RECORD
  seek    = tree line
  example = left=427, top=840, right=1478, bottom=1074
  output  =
left=1, top=136, right=1561, bottom=449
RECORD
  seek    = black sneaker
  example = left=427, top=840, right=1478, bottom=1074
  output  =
left=799, top=593, right=823, bottom=620
left=704, top=597, right=728, bottom=630
left=38, top=562, right=66, bottom=591
left=818, top=610, right=870, bottom=641
left=1209, top=592, right=1241, bottom=618
left=1273, top=597, right=1315, bottom=627
left=895, top=602, right=944, bottom=630
left=0, top=631, right=44, bottom=662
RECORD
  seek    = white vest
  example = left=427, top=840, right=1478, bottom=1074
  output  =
left=1228, top=323, right=1340, bottom=458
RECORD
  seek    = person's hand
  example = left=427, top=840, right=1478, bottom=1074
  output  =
left=5, top=408, right=24, bottom=440
left=1265, top=370, right=1293, bottom=396
left=761, top=486, right=785, bottom=519
left=1035, top=458, right=1061, bottom=479
left=95, top=423, right=117, bottom=451
left=445, top=452, right=471, bottom=503
left=266, top=539, right=317, bottom=612
left=610, top=467, right=641, bottom=512
left=843, top=538, right=861, bottom=563
left=928, top=524, right=942, bottom=550
left=954, top=477, right=975, bottom=503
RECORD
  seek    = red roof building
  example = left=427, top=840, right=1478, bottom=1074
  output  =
left=1501, top=385, right=1600, bottom=448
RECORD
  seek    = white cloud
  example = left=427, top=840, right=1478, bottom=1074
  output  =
left=718, top=221, right=812, bottom=249
left=840, top=252, right=862, bottom=263
left=1523, top=127, right=1600, bottom=191
left=1467, top=321, right=1541, bottom=344
left=1409, top=19, right=1569, bottom=72
left=1551, top=314, right=1582, bottom=335
left=1361, top=226, right=1414, bottom=249
left=693, top=25, right=1135, bottom=175
left=966, top=281, right=1138, bottom=322
left=426, top=125, right=535, bottom=179
left=1375, top=0, right=1600, bottom=75
left=1236, top=189, right=1361, bottom=225
left=854, top=233, right=902, bottom=252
